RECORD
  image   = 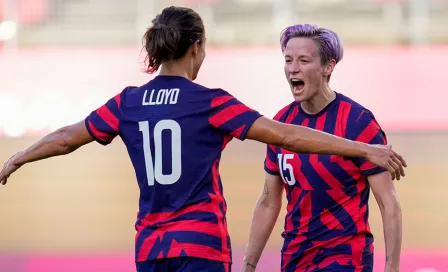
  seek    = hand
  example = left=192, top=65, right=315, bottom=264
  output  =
left=240, top=261, right=256, bottom=272
left=364, top=145, right=407, bottom=180
left=384, top=263, right=400, bottom=272
left=0, top=152, right=23, bottom=185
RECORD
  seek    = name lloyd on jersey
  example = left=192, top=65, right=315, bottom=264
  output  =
left=142, top=88, right=179, bottom=106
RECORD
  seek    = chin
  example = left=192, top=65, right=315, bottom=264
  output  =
left=291, top=90, right=309, bottom=103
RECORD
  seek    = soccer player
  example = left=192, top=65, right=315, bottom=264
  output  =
left=241, top=24, right=402, bottom=272
left=0, top=8, right=405, bottom=272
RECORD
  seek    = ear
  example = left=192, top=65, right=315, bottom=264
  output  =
left=191, top=40, right=201, bottom=57
left=323, top=59, right=336, bottom=77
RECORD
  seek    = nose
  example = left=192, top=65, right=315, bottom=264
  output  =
left=287, top=62, right=300, bottom=74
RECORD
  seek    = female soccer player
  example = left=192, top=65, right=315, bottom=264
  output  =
left=1, top=8, right=405, bottom=272
left=242, top=24, right=402, bottom=272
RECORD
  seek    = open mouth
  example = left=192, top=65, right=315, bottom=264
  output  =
left=291, top=79, right=305, bottom=91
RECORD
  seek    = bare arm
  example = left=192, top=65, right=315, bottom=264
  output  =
left=369, top=171, right=402, bottom=272
left=245, top=116, right=406, bottom=180
left=0, top=120, right=94, bottom=185
left=241, top=173, right=284, bottom=272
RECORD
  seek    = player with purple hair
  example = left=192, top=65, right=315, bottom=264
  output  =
left=242, top=24, right=402, bottom=272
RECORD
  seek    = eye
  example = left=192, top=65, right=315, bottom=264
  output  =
left=300, top=59, right=309, bottom=63
left=285, top=59, right=292, bottom=63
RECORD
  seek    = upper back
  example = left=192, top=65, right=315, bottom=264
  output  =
left=86, top=75, right=262, bottom=215
left=85, top=75, right=261, bottom=262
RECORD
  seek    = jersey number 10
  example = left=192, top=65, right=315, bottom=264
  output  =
left=139, top=120, right=182, bottom=186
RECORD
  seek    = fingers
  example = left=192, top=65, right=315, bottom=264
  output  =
left=384, top=162, right=396, bottom=181
left=393, top=150, right=407, bottom=168
left=0, top=157, right=17, bottom=186
left=388, top=149, right=406, bottom=180
left=389, top=145, right=407, bottom=168
left=0, top=165, right=10, bottom=185
left=387, top=146, right=407, bottom=180
left=0, top=174, right=7, bottom=185
left=0, top=171, right=5, bottom=185
left=392, top=155, right=405, bottom=178
left=387, top=159, right=401, bottom=181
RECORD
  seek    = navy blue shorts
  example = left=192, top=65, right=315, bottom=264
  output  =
left=136, top=257, right=231, bottom=272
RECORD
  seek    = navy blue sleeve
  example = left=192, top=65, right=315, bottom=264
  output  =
left=207, top=89, right=262, bottom=141
left=264, top=144, right=280, bottom=176
left=85, top=93, right=121, bottom=145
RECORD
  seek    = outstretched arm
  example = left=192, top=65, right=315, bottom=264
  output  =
left=245, top=116, right=406, bottom=180
left=207, top=89, right=406, bottom=179
left=1, top=91, right=123, bottom=186
left=0, top=121, right=93, bottom=185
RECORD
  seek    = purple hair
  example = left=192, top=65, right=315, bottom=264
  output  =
left=280, top=24, right=344, bottom=65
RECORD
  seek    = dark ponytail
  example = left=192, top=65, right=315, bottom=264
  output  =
left=143, top=6, right=204, bottom=74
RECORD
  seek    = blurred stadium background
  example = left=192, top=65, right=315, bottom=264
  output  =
left=1, top=0, right=447, bottom=271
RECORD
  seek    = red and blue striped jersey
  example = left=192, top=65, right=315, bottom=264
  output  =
left=265, top=92, right=386, bottom=272
left=85, top=75, right=262, bottom=264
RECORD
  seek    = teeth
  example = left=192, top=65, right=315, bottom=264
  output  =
left=291, top=79, right=299, bottom=82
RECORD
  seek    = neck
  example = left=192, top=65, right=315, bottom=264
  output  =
left=158, top=59, right=193, bottom=80
left=301, top=84, right=336, bottom=114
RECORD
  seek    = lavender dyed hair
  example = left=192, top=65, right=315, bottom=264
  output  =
left=280, top=24, right=344, bottom=65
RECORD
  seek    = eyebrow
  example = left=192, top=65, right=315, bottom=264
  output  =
left=284, top=54, right=311, bottom=59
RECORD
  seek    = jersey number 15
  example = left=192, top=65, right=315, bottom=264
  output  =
left=139, top=120, right=182, bottom=186
left=278, top=154, right=296, bottom=186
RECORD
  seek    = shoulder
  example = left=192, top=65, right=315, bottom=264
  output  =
left=179, top=80, right=230, bottom=100
left=116, top=85, right=139, bottom=106
left=190, top=81, right=216, bottom=91
left=121, top=85, right=139, bottom=96
left=175, top=79, right=216, bottom=94
left=337, top=93, right=385, bottom=139
left=273, top=102, right=296, bottom=122
left=201, top=87, right=240, bottom=107
left=337, top=93, right=377, bottom=124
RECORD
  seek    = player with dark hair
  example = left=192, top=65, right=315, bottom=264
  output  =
left=242, top=24, right=403, bottom=272
left=1, top=8, right=405, bottom=272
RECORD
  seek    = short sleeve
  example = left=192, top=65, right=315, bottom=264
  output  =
left=264, top=144, right=280, bottom=175
left=208, top=89, right=262, bottom=140
left=352, top=110, right=388, bottom=176
left=85, top=93, right=121, bottom=145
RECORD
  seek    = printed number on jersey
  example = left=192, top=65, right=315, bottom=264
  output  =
left=139, top=120, right=181, bottom=186
left=278, top=154, right=296, bottom=185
